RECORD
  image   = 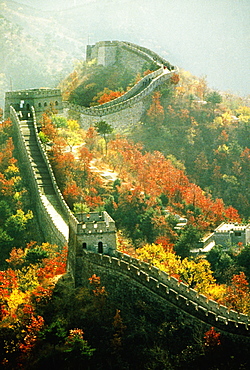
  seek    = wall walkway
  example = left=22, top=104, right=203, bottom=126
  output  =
left=64, top=41, right=177, bottom=124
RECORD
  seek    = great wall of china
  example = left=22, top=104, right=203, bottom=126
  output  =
left=6, top=41, right=250, bottom=337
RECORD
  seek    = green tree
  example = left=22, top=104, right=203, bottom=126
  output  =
left=174, top=224, right=201, bottom=258
left=207, top=245, right=237, bottom=283
left=5, top=209, right=33, bottom=246
left=237, top=245, right=250, bottom=280
left=24, top=247, right=49, bottom=266
left=205, top=91, right=222, bottom=105
left=94, top=120, right=113, bottom=154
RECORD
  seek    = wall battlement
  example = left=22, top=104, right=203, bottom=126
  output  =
left=67, top=40, right=177, bottom=128
left=79, top=250, right=250, bottom=336
left=5, top=88, right=63, bottom=122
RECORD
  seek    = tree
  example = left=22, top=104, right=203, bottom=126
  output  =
left=237, top=244, right=250, bottom=280
left=94, top=120, right=113, bottom=154
left=24, top=247, right=49, bottom=266
left=147, top=92, right=164, bottom=128
left=224, top=272, right=250, bottom=314
left=207, top=245, right=236, bottom=283
left=63, top=328, right=95, bottom=364
left=93, top=87, right=123, bottom=105
left=174, top=224, right=201, bottom=258
left=204, top=327, right=221, bottom=348
left=5, top=209, right=33, bottom=247
left=205, top=91, right=222, bottom=106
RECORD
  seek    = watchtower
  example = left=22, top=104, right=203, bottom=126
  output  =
left=76, top=211, right=117, bottom=256
left=5, top=88, right=63, bottom=124
left=86, top=41, right=118, bottom=67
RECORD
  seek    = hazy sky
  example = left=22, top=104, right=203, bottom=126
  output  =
left=15, top=0, right=250, bottom=96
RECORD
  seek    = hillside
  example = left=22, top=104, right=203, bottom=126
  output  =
left=1, top=0, right=249, bottom=112
left=0, top=1, right=84, bottom=107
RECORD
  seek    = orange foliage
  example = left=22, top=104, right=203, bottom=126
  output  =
left=89, top=274, right=107, bottom=297
left=98, top=90, right=123, bottom=105
left=63, top=181, right=83, bottom=208
left=19, top=313, right=44, bottom=354
left=6, top=248, right=25, bottom=268
left=155, top=236, right=174, bottom=252
left=37, top=246, right=67, bottom=283
left=204, top=327, right=221, bottom=348
left=147, top=92, right=164, bottom=125
left=171, top=73, right=180, bottom=85
left=40, top=114, right=57, bottom=140
left=0, top=137, right=17, bottom=173
left=108, top=137, right=240, bottom=231
left=224, top=272, right=250, bottom=313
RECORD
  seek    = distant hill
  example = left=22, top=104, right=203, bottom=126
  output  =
left=0, top=1, right=85, bottom=108
left=1, top=0, right=248, bottom=108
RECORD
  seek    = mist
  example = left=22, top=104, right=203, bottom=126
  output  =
left=4, top=0, right=250, bottom=96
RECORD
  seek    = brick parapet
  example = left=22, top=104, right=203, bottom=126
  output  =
left=79, top=250, right=250, bottom=336
left=64, top=68, right=174, bottom=117
left=65, top=40, right=177, bottom=118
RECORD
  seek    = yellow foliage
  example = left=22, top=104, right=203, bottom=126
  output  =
left=7, top=289, right=27, bottom=315
left=235, top=105, right=250, bottom=123
left=136, top=244, right=216, bottom=295
left=213, top=116, right=223, bottom=127
left=181, top=258, right=215, bottom=293
left=206, top=283, right=227, bottom=303
left=136, top=243, right=182, bottom=276
left=67, top=119, right=80, bottom=131
left=4, top=164, right=20, bottom=178
left=17, top=266, right=39, bottom=292
left=221, top=111, right=232, bottom=125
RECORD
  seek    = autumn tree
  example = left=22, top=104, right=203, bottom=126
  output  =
left=224, top=272, right=250, bottom=314
left=93, top=87, right=123, bottom=105
left=146, top=91, right=164, bottom=128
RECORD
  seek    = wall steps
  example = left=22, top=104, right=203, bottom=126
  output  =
left=19, top=119, right=69, bottom=238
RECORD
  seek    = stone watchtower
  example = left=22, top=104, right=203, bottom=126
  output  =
left=75, top=211, right=117, bottom=256
left=5, top=88, right=63, bottom=124
left=86, top=41, right=118, bottom=67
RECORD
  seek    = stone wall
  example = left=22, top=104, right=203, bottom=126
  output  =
left=69, top=40, right=177, bottom=129
left=77, top=250, right=250, bottom=337
left=65, top=67, right=175, bottom=129
left=10, top=107, right=69, bottom=248
left=5, top=88, right=63, bottom=122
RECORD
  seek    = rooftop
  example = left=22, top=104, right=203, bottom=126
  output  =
left=215, top=222, right=250, bottom=232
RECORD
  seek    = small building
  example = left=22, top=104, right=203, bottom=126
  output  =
left=197, top=222, right=250, bottom=254
left=213, top=222, right=250, bottom=247
left=5, top=88, right=63, bottom=123
left=76, top=211, right=117, bottom=256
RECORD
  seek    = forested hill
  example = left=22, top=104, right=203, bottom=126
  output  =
left=63, top=59, right=250, bottom=220
left=129, top=71, right=250, bottom=219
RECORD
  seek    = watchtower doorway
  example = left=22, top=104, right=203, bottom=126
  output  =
left=98, top=241, right=103, bottom=253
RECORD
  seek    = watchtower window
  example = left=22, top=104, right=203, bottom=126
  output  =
left=55, top=101, right=58, bottom=106
left=26, top=103, right=30, bottom=110
left=44, top=102, right=47, bottom=107
left=82, top=242, right=87, bottom=249
left=38, top=103, right=42, bottom=108
left=235, top=232, right=241, bottom=237
left=98, top=241, right=103, bottom=253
